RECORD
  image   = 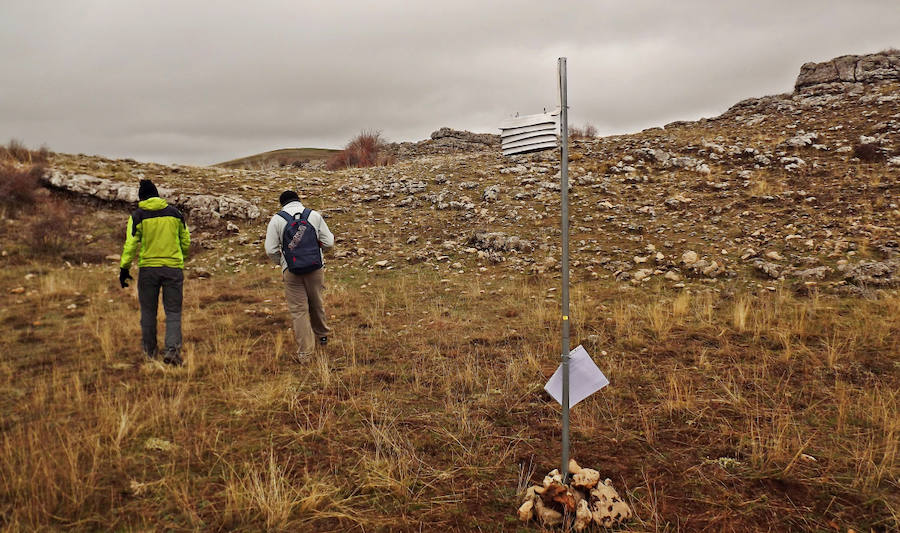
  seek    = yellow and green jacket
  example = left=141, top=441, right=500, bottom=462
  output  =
left=120, top=197, right=191, bottom=269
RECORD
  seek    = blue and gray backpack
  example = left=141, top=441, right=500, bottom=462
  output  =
left=278, top=208, right=322, bottom=274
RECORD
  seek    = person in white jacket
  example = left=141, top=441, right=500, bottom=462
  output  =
left=264, top=190, right=335, bottom=360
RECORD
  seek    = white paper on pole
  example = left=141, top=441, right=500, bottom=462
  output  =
left=544, top=345, right=609, bottom=407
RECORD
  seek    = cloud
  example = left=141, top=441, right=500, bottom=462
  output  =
left=1, top=0, right=898, bottom=164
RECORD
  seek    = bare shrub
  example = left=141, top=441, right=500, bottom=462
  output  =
left=568, top=123, right=598, bottom=140
left=852, top=143, right=886, bottom=163
left=1, top=140, right=51, bottom=164
left=26, top=198, right=71, bottom=255
left=326, top=131, right=394, bottom=171
left=0, top=162, right=43, bottom=214
left=4, top=139, right=31, bottom=162
left=32, top=144, right=51, bottom=164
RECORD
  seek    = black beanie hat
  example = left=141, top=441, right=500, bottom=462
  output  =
left=138, top=179, right=159, bottom=201
left=279, top=190, right=300, bottom=206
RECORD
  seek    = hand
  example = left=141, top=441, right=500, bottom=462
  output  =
left=119, top=268, right=133, bottom=288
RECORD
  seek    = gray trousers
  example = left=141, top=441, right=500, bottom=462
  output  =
left=138, top=266, right=184, bottom=357
left=283, top=268, right=330, bottom=356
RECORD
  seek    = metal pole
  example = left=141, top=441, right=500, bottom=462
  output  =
left=558, top=57, right=570, bottom=481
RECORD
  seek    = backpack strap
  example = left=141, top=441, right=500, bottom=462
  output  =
left=300, top=208, right=312, bottom=223
left=277, top=210, right=293, bottom=223
left=131, top=208, right=144, bottom=236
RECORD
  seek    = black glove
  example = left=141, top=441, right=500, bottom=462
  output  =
left=119, top=268, right=133, bottom=288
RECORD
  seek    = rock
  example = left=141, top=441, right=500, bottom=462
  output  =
left=468, top=231, right=534, bottom=253
left=784, top=132, right=819, bottom=148
left=795, top=51, right=900, bottom=89
left=517, top=499, right=534, bottom=522
left=574, top=499, right=592, bottom=532
left=780, top=156, right=806, bottom=171
left=859, top=135, right=878, bottom=145
left=842, top=259, right=900, bottom=287
left=682, top=251, right=699, bottom=265
left=754, top=260, right=783, bottom=279
left=534, top=497, right=563, bottom=526
left=41, top=169, right=261, bottom=221
left=589, top=479, right=632, bottom=528
left=9, top=287, right=25, bottom=294
left=795, top=266, right=831, bottom=280
left=144, top=437, right=175, bottom=452
left=541, top=482, right=576, bottom=513
left=633, top=268, right=653, bottom=282
left=664, top=271, right=681, bottom=281
left=388, top=128, right=498, bottom=158
left=571, top=468, right=600, bottom=490
left=765, top=250, right=784, bottom=261
left=429, top=127, right=498, bottom=146
left=542, top=469, right=563, bottom=488
left=701, top=261, right=721, bottom=277
left=482, top=185, right=501, bottom=202
left=664, top=194, right=693, bottom=209
left=189, top=267, right=211, bottom=279
left=373, top=260, right=389, bottom=268
left=888, top=156, right=900, bottom=166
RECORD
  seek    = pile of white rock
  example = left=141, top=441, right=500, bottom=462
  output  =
left=517, top=459, right=632, bottom=530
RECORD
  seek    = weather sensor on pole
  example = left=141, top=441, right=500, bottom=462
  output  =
left=499, top=58, right=574, bottom=480
left=498, top=112, right=560, bottom=156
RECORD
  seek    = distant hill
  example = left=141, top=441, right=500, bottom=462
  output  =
left=213, top=147, right=339, bottom=169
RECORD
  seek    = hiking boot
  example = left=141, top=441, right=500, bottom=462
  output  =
left=144, top=348, right=159, bottom=360
left=163, top=350, right=183, bottom=367
left=319, top=336, right=328, bottom=346
left=292, top=351, right=311, bottom=363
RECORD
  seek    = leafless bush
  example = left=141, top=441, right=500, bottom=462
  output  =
left=852, top=143, right=886, bottom=163
left=0, top=139, right=50, bottom=164
left=568, top=123, right=598, bottom=140
left=0, top=162, right=43, bottom=214
left=26, top=198, right=71, bottom=255
left=326, top=131, right=395, bottom=170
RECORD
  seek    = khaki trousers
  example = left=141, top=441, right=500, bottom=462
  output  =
left=283, top=268, right=330, bottom=356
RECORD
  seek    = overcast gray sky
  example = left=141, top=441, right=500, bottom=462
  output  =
left=1, top=1, right=898, bottom=165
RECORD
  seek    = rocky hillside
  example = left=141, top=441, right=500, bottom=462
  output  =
left=43, top=51, right=900, bottom=293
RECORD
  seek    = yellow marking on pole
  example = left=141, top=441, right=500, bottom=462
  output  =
left=563, top=315, right=569, bottom=320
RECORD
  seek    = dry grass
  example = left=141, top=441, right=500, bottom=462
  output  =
left=1, top=241, right=897, bottom=531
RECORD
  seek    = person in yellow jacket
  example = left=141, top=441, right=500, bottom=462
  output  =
left=119, top=180, right=191, bottom=365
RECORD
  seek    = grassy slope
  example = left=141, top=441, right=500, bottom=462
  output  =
left=1, top=81, right=899, bottom=531
left=214, top=148, right=339, bottom=169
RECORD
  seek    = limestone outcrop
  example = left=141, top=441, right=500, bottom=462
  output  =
left=41, top=169, right=260, bottom=221
left=795, top=51, right=900, bottom=89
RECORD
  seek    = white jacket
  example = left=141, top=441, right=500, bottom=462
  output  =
left=264, top=201, right=334, bottom=272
